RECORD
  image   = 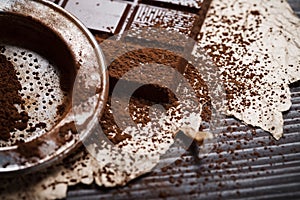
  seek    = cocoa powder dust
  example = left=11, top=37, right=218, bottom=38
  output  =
left=0, top=53, right=29, bottom=141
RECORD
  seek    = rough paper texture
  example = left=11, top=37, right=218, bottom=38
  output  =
left=195, top=0, right=300, bottom=139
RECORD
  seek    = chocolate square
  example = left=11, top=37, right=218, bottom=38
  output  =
left=64, top=0, right=130, bottom=34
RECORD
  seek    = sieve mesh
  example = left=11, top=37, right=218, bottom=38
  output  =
left=0, top=45, right=68, bottom=147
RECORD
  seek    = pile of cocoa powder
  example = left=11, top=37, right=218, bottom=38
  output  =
left=0, top=53, right=29, bottom=141
left=97, top=38, right=212, bottom=145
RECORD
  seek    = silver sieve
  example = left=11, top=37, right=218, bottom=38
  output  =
left=0, top=0, right=108, bottom=175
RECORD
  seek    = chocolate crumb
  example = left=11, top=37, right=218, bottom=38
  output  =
left=17, top=139, right=44, bottom=158
left=57, top=121, right=78, bottom=144
left=250, top=10, right=260, bottom=15
left=57, top=102, right=67, bottom=116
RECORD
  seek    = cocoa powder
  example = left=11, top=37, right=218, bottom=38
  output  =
left=0, top=53, right=29, bottom=141
left=97, top=38, right=212, bottom=145
left=17, top=139, right=44, bottom=158
left=57, top=121, right=77, bottom=144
